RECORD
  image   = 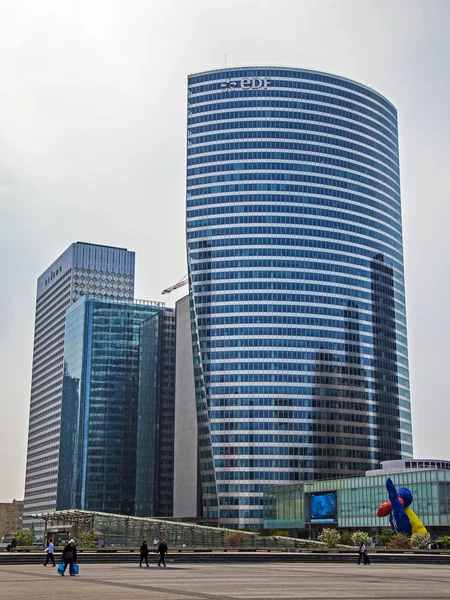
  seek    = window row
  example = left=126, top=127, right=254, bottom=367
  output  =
left=188, top=71, right=396, bottom=117
left=191, top=272, right=404, bottom=298
left=188, top=181, right=399, bottom=219
left=188, top=231, right=403, bottom=266
left=204, top=354, right=408, bottom=378
left=204, top=373, right=401, bottom=391
left=204, top=384, right=405, bottom=401
left=214, top=456, right=376, bottom=469
left=188, top=95, right=396, bottom=133
left=214, top=468, right=369, bottom=481
left=209, top=409, right=373, bottom=421
left=187, top=196, right=401, bottom=233
left=209, top=433, right=382, bottom=447
left=187, top=139, right=399, bottom=178
left=189, top=246, right=404, bottom=279
left=194, top=298, right=398, bottom=316
left=195, top=287, right=401, bottom=313
left=188, top=107, right=397, bottom=146
left=198, top=333, right=408, bottom=359
left=188, top=119, right=398, bottom=163
left=189, top=134, right=397, bottom=180
left=197, top=313, right=397, bottom=334
left=193, top=281, right=405, bottom=308
left=204, top=361, right=405, bottom=384
left=187, top=152, right=400, bottom=194
left=187, top=159, right=399, bottom=195
left=187, top=215, right=399, bottom=245
left=213, top=445, right=379, bottom=458
left=215, top=483, right=266, bottom=494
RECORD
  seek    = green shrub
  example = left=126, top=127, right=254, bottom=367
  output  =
left=338, top=531, right=353, bottom=545
left=388, top=534, right=411, bottom=549
left=225, top=532, right=246, bottom=547
left=317, top=528, right=341, bottom=548
left=14, top=529, right=35, bottom=546
left=378, top=527, right=393, bottom=546
left=350, top=531, right=370, bottom=547
left=410, top=532, right=430, bottom=549
left=438, top=536, right=450, bottom=549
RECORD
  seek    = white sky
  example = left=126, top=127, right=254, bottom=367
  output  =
left=0, top=0, right=449, bottom=502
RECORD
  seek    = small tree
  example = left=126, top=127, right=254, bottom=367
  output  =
left=378, top=527, right=393, bottom=546
left=317, top=528, right=341, bottom=548
left=410, top=532, right=431, bottom=549
left=350, top=531, right=370, bottom=547
left=388, top=534, right=411, bottom=549
left=225, top=532, right=246, bottom=547
left=14, top=529, right=35, bottom=546
left=76, top=530, right=97, bottom=548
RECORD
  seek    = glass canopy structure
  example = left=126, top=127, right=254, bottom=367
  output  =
left=31, top=509, right=310, bottom=549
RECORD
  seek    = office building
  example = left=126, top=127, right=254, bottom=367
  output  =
left=56, top=296, right=173, bottom=516
left=264, top=460, right=450, bottom=537
left=24, top=243, right=135, bottom=533
left=135, top=308, right=176, bottom=517
left=186, top=67, right=412, bottom=528
left=0, top=499, right=24, bottom=538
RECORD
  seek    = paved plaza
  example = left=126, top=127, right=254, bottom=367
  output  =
left=0, top=562, right=449, bottom=599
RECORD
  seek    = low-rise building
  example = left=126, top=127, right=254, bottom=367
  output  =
left=0, top=499, right=24, bottom=538
left=264, top=460, right=450, bottom=538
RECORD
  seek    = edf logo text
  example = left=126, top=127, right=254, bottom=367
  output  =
left=220, top=78, right=271, bottom=91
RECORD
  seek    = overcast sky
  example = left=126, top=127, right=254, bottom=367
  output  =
left=0, top=0, right=449, bottom=502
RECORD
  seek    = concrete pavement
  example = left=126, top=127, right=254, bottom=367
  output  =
left=0, top=561, right=449, bottom=599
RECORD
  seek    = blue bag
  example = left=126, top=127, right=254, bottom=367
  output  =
left=72, top=563, right=79, bottom=575
left=57, top=563, right=64, bottom=575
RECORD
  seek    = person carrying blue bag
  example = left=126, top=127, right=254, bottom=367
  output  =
left=58, top=539, right=78, bottom=576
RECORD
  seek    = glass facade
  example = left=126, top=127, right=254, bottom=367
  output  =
left=135, top=310, right=176, bottom=517
left=264, top=468, right=450, bottom=535
left=186, top=67, right=412, bottom=529
left=56, top=296, right=165, bottom=515
left=24, top=242, right=135, bottom=537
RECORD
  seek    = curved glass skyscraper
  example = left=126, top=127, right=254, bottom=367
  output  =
left=186, top=67, right=412, bottom=528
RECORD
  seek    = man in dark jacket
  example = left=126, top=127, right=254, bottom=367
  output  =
left=157, top=538, right=168, bottom=568
left=140, top=541, right=149, bottom=567
left=61, top=539, right=77, bottom=575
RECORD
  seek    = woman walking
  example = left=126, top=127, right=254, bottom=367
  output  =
left=61, top=539, right=77, bottom=575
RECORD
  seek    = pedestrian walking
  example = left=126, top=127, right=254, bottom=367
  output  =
left=357, top=542, right=370, bottom=565
left=157, top=538, right=168, bottom=568
left=140, top=541, right=150, bottom=567
left=60, top=539, right=77, bottom=575
left=44, top=538, right=56, bottom=567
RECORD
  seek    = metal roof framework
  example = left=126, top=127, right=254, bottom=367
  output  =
left=29, top=509, right=310, bottom=548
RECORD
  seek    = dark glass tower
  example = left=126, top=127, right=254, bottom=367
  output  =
left=135, top=309, right=177, bottom=517
left=186, top=67, right=412, bottom=528
left=56, top=296, right=173, bottom=516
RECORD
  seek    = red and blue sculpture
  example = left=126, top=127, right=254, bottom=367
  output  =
left=377, top=478, right=427, bottom=536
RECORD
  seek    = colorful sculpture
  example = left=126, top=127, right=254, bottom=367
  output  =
left=377, top=478, right=427, bottom=536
